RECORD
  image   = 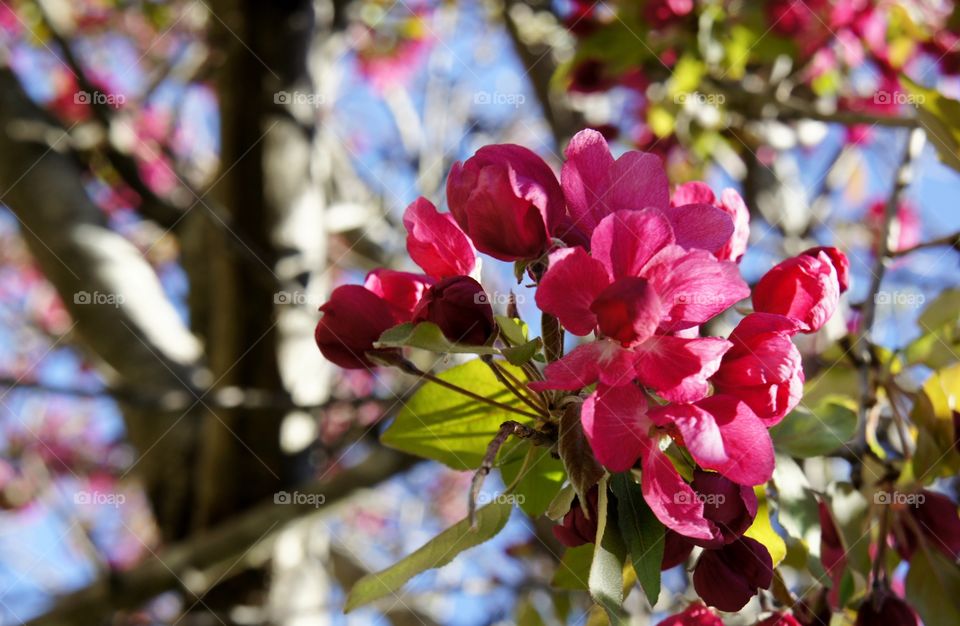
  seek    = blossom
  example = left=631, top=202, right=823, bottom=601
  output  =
left=363, top=269, right=433, bottom=320
left=447, top=144, right=564, bottom=261
left=655, top=602, right=724, bottom=626
left=314, top=285, right=398, bottom=369
left=411, top=276, right=495, bottom=345
left=671, top=182, right=750, bottom=263
left=403, top=197, right=477, bottom=279
left=711, top=313, right=804, bottom=426
left=693, top=536, right=773, bottom=611
left=752, top=248, right=845, bottom=333
left=755, top=613, right=802, bottom=626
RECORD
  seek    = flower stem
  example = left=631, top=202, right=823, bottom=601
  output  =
left=387, top=356, right=544, bottom=421
left=542, top=312, right=563, bottom=362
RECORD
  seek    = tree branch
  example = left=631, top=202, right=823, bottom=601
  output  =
left=23, top=450, right=420, bottom=626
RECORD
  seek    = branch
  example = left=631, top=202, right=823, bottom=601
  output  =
left=889, top=230, right=960, bottom=258
left=24, top=450, right=421, bottom=626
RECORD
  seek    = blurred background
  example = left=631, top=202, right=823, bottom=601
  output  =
left=0, top=0, right=958, bottom=624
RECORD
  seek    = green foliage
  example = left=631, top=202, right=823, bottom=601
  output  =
left=610, top=473, right=664, bottom=606
left=588, top=478, right=626, bottom=625
left=499, top=440, right=566, bottom=517
left=906, top=547, right=960, bottom=626
left=905, top=77, right=960, bottom=173
left=345, top=501, right=513, bottom=612
left=381, top=359, right=530, bottom=469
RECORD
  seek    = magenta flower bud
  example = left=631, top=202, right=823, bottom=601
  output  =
left=752, top=249, right=843, bottom=333
left=315, top=285, right=398, bottom=369
left=553, top=487, right=599, bottom=548
left=688, top=469, right=758, bottom=548
left=755, top=613, right=802, bottom=626
left=855, top=592, right=919, bottom=626
left=803, top=246, right=850, bottom=293
left=693, top=536, right=773, bottom=612
left=411, top=276, right=495, bottom=346
left=654, top=602, right=724, bottom=626
left=711, top=313, right=804, bottom=426
left=363, top=269, right=433, bottom=320
left=447, top=144, right=564, bottom=261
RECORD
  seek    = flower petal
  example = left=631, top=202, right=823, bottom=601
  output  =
left=641, top=444, right=718, bottom=541
left=529, top=340, right=638, bottom=392
left=659, top=203, right=734, bottom=254
left=634, top=336, right=732, bottom=403
left=581, top=383, right=650, bottom=472
left=403, top=197, right=477, bottom=278
left=591, top=209, right=675, bottom=280
left=535, top=246, right=610, bottom=336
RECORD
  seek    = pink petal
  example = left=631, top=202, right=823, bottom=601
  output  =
left=659, top=203, right=734, bottom=254
left=716, top=189, right=750, bottom=263
left=642, top=444, right=718, bottom=541
left=653, top=396, right=775, bottom=486
left=529, top=340, right=639, bottom=392
left=643, top=246, right=750, bottom=331
left=402, top=197, right=476, bottom=279
left=581, top=383, right=651, bottom=472
left=634, top=336, right=732, bottom=402
left=591, top=209, right=675, bottom=280
left=590, top=277, right=662, bottom=347
left=752, top=251, right=840, bottom=333
left=561, top=129, right=669, bottom=235
left=671, top=181, right=716, bottom=206
left=534, top=247, right=610, bottom=336
left=363, top=269, right=434, bottom=320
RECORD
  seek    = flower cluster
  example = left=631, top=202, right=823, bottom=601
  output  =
left=314, top=128, right=849, bottom=612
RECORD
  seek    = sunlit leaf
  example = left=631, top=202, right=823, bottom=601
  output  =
left=610, top=473, right=663, bottom=606
left=770, top=395, right=858, bottom=457
left=345, top=501, right=513, bottom=612
left=744, top=486, right=786, bottom=567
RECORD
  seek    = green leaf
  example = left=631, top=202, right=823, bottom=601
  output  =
left=499, top=440, right=566, bottom=517
left=771, top=456, right=821, bottom=555
left=381, top=360, right=530, bottom=469
left=770, top=395, right=858, bottom=457
left=911, top=364, right=960, bottom=478
left=495, top=315, right=528, bottom=346
left=904, top=77, right=960, bottom=173
left=905, top=547, right=960, bottom=626
left=345, top=501, right=513, bottom=612
left=610, top=473, right=664, bottom=607
left=552, top=544, right=593, bottom=590
left=376, top=322, right=498, bottom=355
left=558, top=404, right=604, bottom=504
left=589, top=477, right=626, bottom=625
left=502, top=338, right=543, bottom=366
left=546, top=484, right=577, bottom=521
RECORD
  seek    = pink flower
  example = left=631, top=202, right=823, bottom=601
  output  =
left=411, top=276, right=495, bottom=345
left=314, top=285, right=399, bottom=369
left=803, top=246, right=850, bottom=293
left=363, top=269, right=434, bottom=320
left=561, top=129, right=669, bottom=236
left=402, top=197, right=476, bottom=279
left=866, top=200, right=921, bottom=253
left=711, top=313, right=804, bottom=426
left=671, top=182, right=750, bottom=263
left=752, top=249, right=844, bottom=333
left=755, top=613, right=802, bottom=626
left=655, top=602, right=724, bottom=626
left=447, top=144, right=564, bottom=261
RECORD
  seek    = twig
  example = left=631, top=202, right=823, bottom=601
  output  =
left=468, top=420, right=555, bottom=527
left=482, top=356, right=548, bottom=414
left=889, top=230, right=960, bottom=257
left=541, top=313, right=563, bottom=362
